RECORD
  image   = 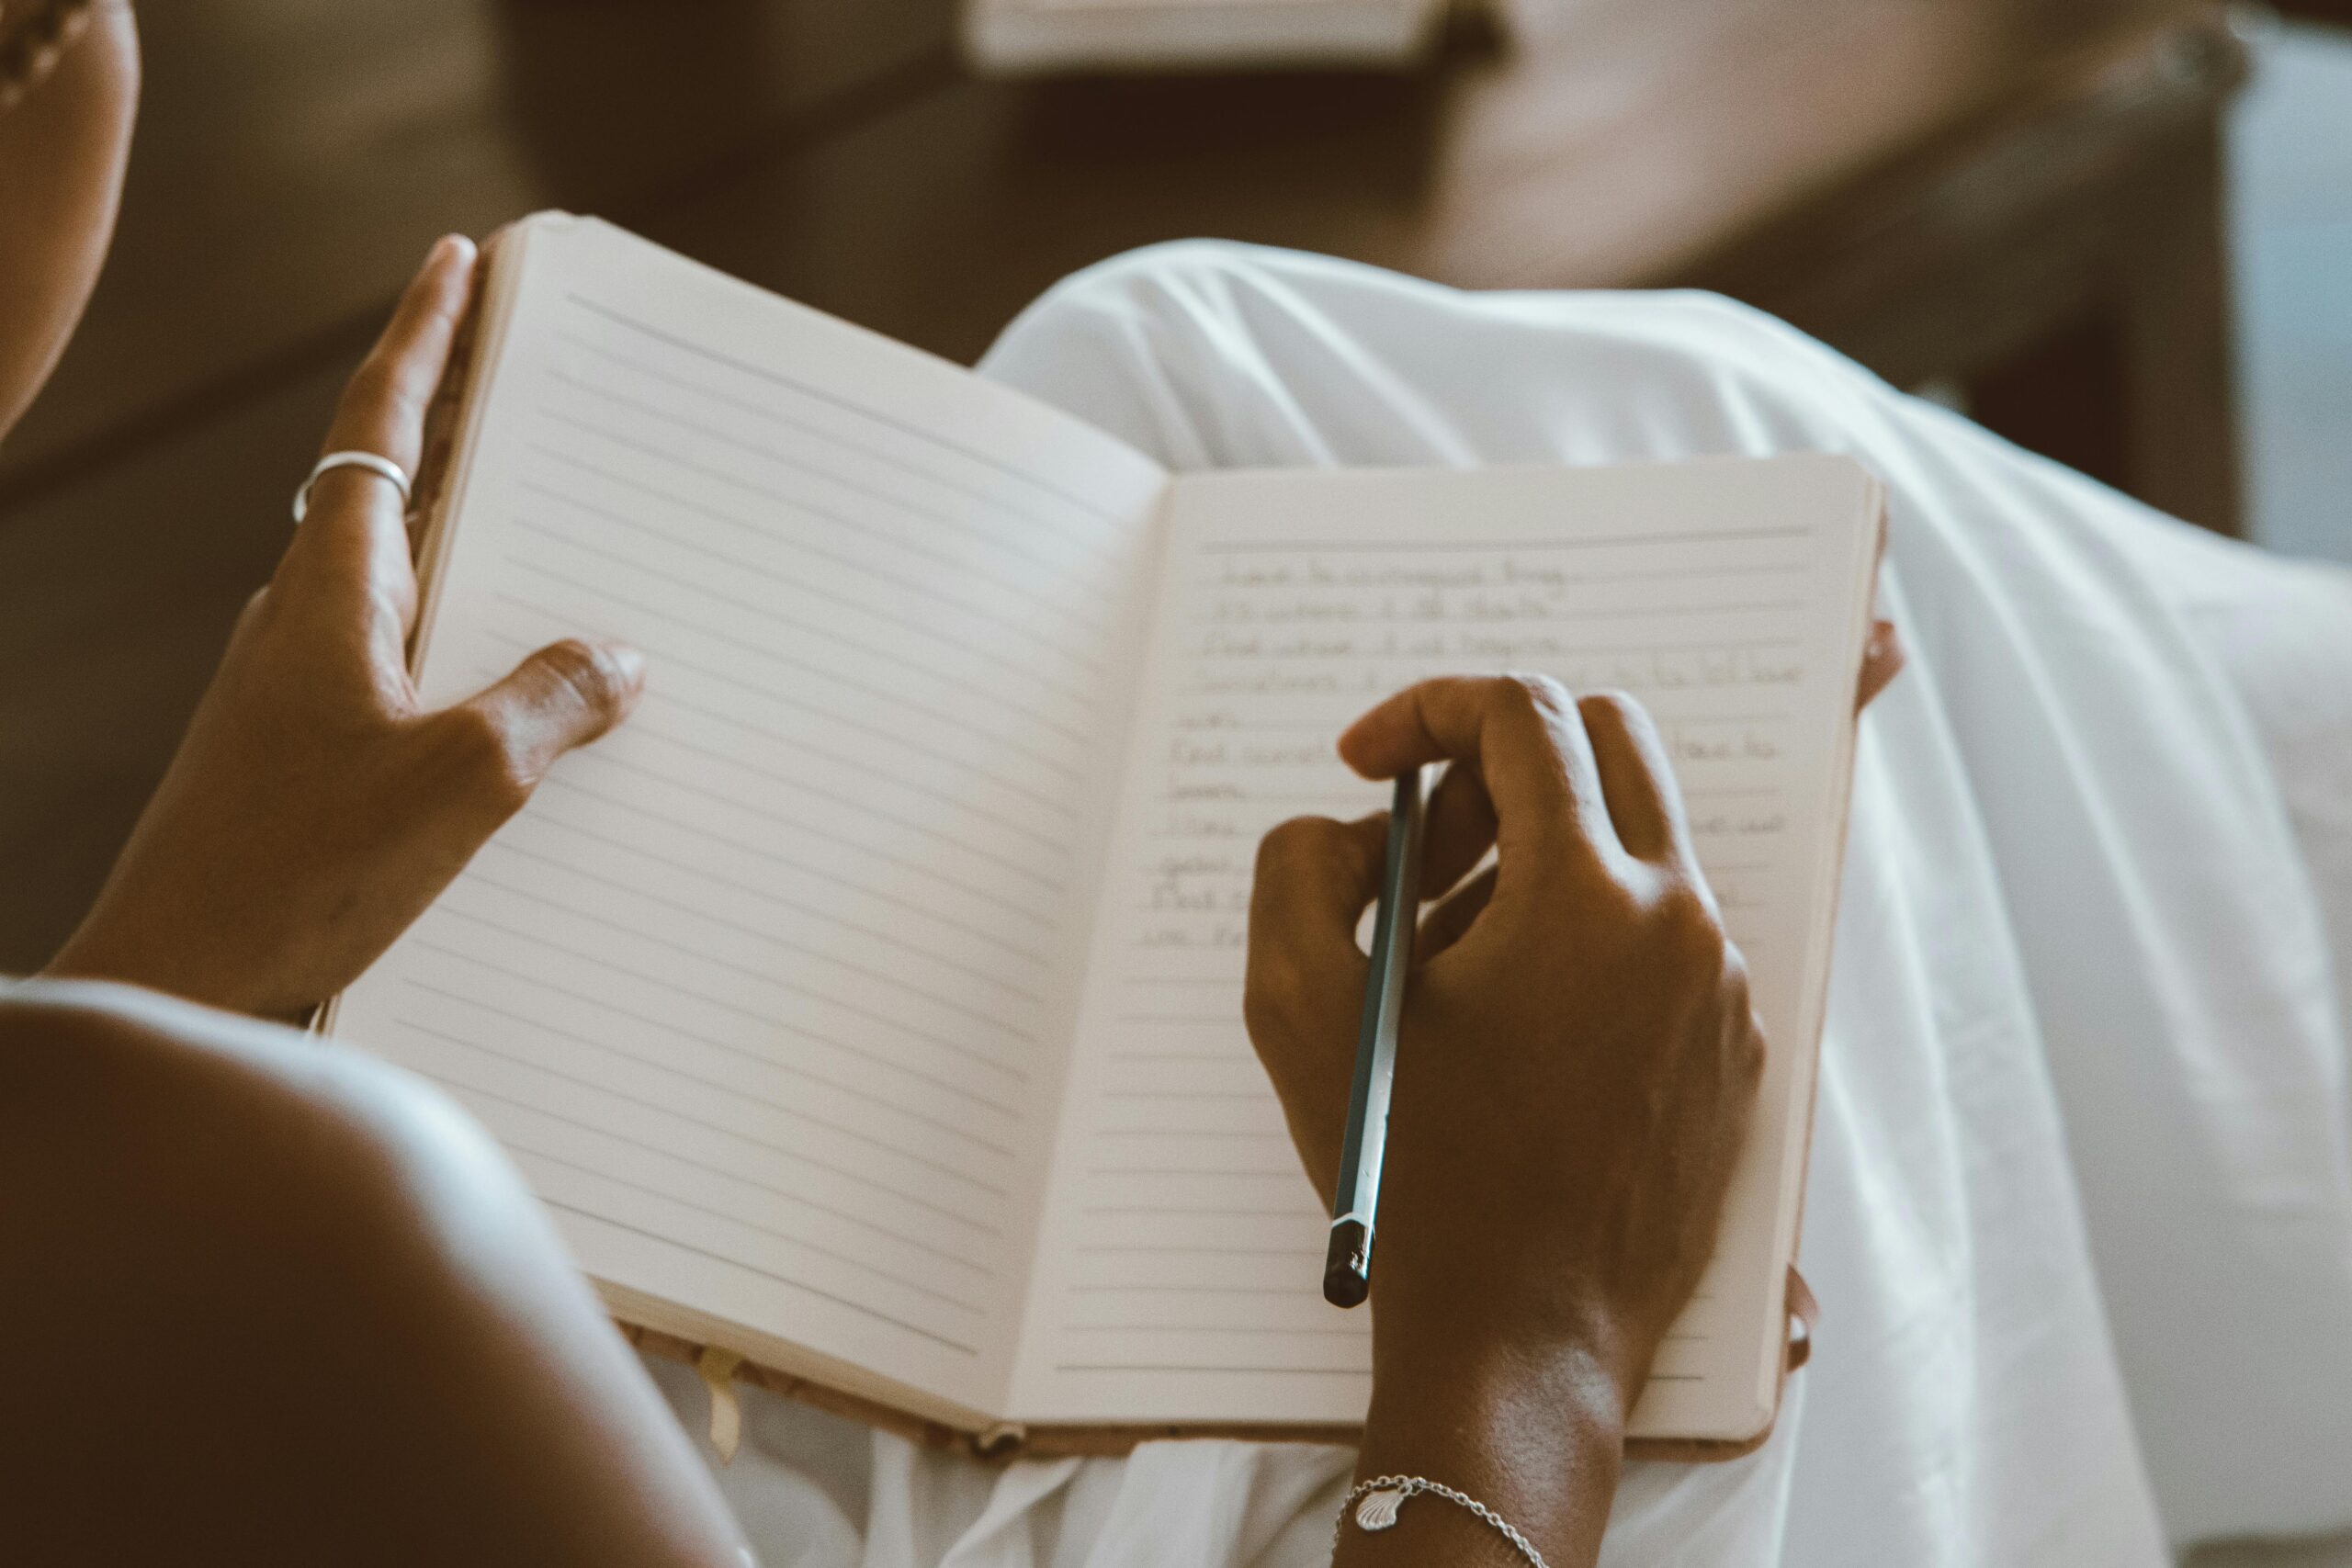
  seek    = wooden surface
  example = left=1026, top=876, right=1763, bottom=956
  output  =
left=0, top=0, right=2249, bottom=971
left=0, top=0, right=958, bottom=508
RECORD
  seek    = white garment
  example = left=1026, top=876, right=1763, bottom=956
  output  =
left=643, top=243, right=2352, bottom=1567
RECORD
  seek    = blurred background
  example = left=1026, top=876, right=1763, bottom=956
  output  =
left=0, top=0, right=2346, bottom=982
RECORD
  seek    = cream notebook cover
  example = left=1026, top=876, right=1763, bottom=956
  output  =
left=328, top=213, right=1881, bottom=1456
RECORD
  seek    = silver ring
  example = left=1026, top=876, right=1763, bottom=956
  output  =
left=292, top=450, right=413, bottom=524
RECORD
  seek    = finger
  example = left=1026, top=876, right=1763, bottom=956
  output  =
left=1576, top=691, right=1690, bottom=866
left=1245, top=813, right=1385, bottom=1051
left=452, top=638, right=647, bottom=797
left=1857, top=618, right=1905, bottom=712
left=409, top=242, right=490, bottom=556
left=279, top=236, right=478, bottom=620
left=1419, top=758, right=1498, bottom=901
left=1339, top=674, right=1620, bottom=870
left=322, top=233, right=478, bottom=471
left=1416, top=862, right=1496, bottom=962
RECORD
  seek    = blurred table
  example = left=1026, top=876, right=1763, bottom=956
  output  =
left=656, top=0, right=2249, bottom=533
left=0, top=0, right=2250, bottom=969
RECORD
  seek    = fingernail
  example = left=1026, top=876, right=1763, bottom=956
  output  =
left=605, top=645, right=648, bottom=687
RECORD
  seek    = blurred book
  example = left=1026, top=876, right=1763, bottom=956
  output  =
left=961, top=0, right=1453, bottom=74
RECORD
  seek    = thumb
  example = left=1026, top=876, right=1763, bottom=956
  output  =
left=1856, top=617, right=1905, bottom=712
left=457, top=637, right=646, bottom=788
left=1245, top=812, right=1386, bottom=1204
left=1247, top=814, right=1385, bottom=1027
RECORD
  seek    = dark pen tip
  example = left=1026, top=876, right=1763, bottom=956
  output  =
left=1323, top=1219, right=1371, bottom=1309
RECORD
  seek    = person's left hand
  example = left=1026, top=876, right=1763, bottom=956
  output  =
left=42, top=235, right=646, bottom=1021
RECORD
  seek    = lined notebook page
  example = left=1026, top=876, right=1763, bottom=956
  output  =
left=332, top=216, right=1170, bottom=1419
left=1011, top=457, right=1878, bottom=1433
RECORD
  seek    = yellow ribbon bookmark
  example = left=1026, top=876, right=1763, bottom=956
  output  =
left=696, top=1347, right=745, bottom=1464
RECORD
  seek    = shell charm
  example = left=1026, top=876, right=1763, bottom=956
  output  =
left=1355, top=1487, right=1407, bottom=1531
left=1339, top=1476, right=1546, bottom=1567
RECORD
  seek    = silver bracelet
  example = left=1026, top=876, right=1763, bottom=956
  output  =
left=1337, top=1474, right=1551, bottom=1568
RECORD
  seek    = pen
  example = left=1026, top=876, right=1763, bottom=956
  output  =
left=1322, top=765, right=1430, bottom=1309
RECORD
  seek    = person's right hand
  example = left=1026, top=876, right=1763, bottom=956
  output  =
left=1245, top=674, right=1766, bottom=1414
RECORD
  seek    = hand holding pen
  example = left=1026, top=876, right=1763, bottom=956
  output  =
left=1241, top=676, right=1767, bottom=1481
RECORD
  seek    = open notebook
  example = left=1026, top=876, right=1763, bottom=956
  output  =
left=328, top=213, right=1883, bottom=1458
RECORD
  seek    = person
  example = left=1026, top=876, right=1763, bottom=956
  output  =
left=0, top=0, right=130, bottom=442
left=6, top=218, right=1794, bottom=1563
left=0, top=11, right=1800, bottom=1564
left=7, top=6, right=2352, bottom=1568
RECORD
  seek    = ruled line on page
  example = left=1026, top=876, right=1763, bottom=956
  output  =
left=1060, top=1325, right=1368, bottom=1339
left=658, top=683, right=1072, bottom=822
left=1066, top=1282, right=1307, bottom=1297
left=1079, top=1205, right=1324, bottom=1219
left=492, top=570, right=1087, bottom=781
left=532, top=771, right=1052, bottom=937
left=1085, top=1170, right=1300, bottom=1184
left=394, top=1017, right=1004, bottom=1244
left=400, top=976, right=1013, bottom=1195
left=503, top=501, right=1102, bottom=721
left=1088, top=1129, right=1290, bottom=1144
left=1050, top=1364, right=1368, bottom=1376
left=574, top=741, right=1068, bottom=899
left=423, top=1072, right=992, bottom=1316
left=503, top=1135, right=986, bottom=1313
left=544, top=372, right=1125, bottom=581
left=1114, top=976, right=1237, bottom=986
left=1098, top=1089, right=1267, bottom=1102
left=564, top=292, right=1126, bottom=525
left=1099, top=1051, right=1250, bottom=1065
left=1186, top=601, right=1807, bottom=627
left=453, top=868, right=1040, bottom=1064
left=507, top=807, right=1051, bottom=967
left=1075, top=1242, right=1310, bottom=1257
left=1191, top=527, right=1811, bottom=554
left=404, top=939, right=1017, bottom=1158
left=420, top=906, right=1027, bottom=1119
left=519, top=446, right=1112, bottom=647
left=539, top=1199, right=983, bottom=1357
left=486, top=627, right=1079, bottom=863
left=491, top=563, right=1089, bottom=808
left=515, top=469, right=1104, bottom=679
left=482, top=836, right=1047, bottom=1005
left=1186, top=636, right=1802, bottom=665
left=551, top=332, right=1116, bottom=549
left=539, top=404, right=1118, bottom=581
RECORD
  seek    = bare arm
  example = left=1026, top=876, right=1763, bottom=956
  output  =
left=8, top=234, right=727, bottom=1562
left=0, top=978, right=751, bottom=1567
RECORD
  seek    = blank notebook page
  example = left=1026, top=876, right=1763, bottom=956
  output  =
left=332, top=216, right=1169, bottom=1419
left=1012, top=458, right=1877, bottom=1434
